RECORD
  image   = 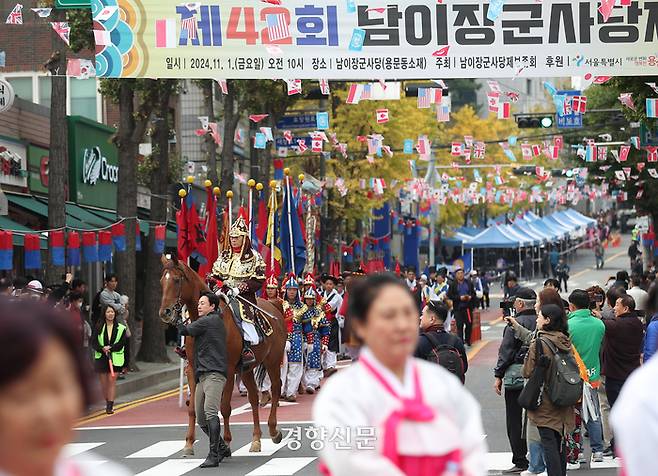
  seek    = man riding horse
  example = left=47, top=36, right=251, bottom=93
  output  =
left=208, top=216, right=265, bottom=369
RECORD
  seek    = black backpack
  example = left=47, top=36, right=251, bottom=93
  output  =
left=541, top=337, right=583, bottom=407
left=424, top=332, right=465, bottom=383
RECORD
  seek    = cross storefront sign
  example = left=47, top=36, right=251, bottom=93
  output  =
left=0, top=79, right=15, bottom=113
left=82, top=147, right=119, bottom=185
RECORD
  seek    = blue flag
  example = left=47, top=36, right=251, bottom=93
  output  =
left=279, top=184, right=306, bottom=276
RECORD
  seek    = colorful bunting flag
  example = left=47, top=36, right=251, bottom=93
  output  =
left=82, top=232, right=99, bottom=263
left=67, top=232, right=80, bottom=267
left=24, top=234, right=41, bottom=269
left=50, top=22, right=71, bottom=45
left=5, top=3, right=23, bottom=24
left=0, top=231, right=12, bottom=270
left=111, top=223, right=126, bottom=251
left=50, top=230, right=65, bottom=266
left=99, top=231, right=112, bottom=261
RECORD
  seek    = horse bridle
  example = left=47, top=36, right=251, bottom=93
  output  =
left=161, top=263, right=189, bottom=325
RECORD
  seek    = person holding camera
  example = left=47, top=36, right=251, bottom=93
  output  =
left=494, top=288, right=537, bottom=474
left=494, top=288, right=538, bottom=474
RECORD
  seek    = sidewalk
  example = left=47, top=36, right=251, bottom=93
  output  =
left=88, top=347, right=182, bottom=413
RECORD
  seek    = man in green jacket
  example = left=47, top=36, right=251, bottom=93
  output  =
left=568, top=290, right=606, bottom=464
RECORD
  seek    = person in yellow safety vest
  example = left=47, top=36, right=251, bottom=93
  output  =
left=92, top=305, right=127, bottom=414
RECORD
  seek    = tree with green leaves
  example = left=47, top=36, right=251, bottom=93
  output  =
left=582, top=77, right=658, bottom=225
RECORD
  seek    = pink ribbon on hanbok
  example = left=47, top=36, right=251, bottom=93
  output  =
left=359, top=356, right=435, bottom=469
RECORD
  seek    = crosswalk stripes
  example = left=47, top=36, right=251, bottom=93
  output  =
left=66, top=441, right=621, bottom=475
left=245, top=457, right=317, bottom=476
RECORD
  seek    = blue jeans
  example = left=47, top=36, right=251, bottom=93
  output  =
left=584, top=387, right=604, bottom=453
left=528, top=441, right=546, bottom=473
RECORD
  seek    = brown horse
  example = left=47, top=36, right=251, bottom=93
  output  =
left=158, top=255, right=287, bottom=455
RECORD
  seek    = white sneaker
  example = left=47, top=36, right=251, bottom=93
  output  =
left=566, top=462, right=581, bottom=470
left=520, top=471, right=547, bottom=476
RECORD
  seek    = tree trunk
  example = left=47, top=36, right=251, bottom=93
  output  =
left=219, top=81, right=239, bottom=211
left=114, top=79, right=157, bottom=369
left=45, top=49, right=67, bottom=284
left=202, top=80, right=218, bottom=185
left=138, top=80, right=174, bottom=363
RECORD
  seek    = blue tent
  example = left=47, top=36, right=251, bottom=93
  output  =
left=525, top=218, right=565, bottom=241
left=514, top=220, right=548, bottom=244
left=464, top=225, right=522, bottom=249
left=542, top=215, right=576, bottom=236
left=442, top=230, right=476, bottom=247
left=553, top=211, right=584, bottom=230
left=563, top=209, right=596, bottom=228
left=460, top=226, right=482, bottom=236
left=502, top=224, right=538, bottom=246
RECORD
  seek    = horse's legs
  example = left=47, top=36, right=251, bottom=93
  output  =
left=265, top=357, right=283, bottom=444
left=220, top=367, right=235, bottom=447
left=240, top=370, right=263, bottom=452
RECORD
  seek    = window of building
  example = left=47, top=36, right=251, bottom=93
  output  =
left=38, top=76, right=52, bottom=109
left=69, top=78, right=97, bottom=120
left=7, top=77, right=33, bottom=102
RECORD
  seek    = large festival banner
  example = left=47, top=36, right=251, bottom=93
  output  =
left=93, top=0, right=658, bottom=79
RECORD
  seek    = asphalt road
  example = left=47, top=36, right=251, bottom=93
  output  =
left=72, top=239, right=632, bottom=475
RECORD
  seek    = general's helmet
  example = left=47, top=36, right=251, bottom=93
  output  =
left=303, top=288, right=317, bottom=300
left=229, top=216, right=249, bottom=237
left=266, top=275, right=279, bottom=289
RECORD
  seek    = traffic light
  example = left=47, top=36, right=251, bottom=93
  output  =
left=515, top=113, right=555, bottom=128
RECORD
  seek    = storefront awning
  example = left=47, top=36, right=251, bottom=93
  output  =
left=6, top=193, right=93, bottom=230
left=0, top=215, right=47, bottom=248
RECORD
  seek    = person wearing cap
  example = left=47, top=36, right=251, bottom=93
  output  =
left=210, top=216, right=266, bottom=369
left=336, top=277, right=345, bottom=297
left=494, top=287, right=538, bottom=474
left=448, top=267, right=476, bottom=346
left=301, top=287, right=330, bottom=394
left=282, top=276, right=305, bottom=402
left=22, top=280, right=45, bottom=300
left=320, top=275, right=343, bottom=378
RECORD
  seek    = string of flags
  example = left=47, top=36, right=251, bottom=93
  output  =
left=0, top=220, right=169, bottom=271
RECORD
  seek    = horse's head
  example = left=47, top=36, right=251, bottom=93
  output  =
left=159, top=254, right=193, bottom=325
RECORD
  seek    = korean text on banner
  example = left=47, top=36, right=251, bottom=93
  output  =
left=93, top=0, right=658, bottom=79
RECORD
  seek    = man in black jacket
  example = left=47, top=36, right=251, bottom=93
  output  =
left=448, top=267, right=476, bottom=346
left=414, top=301, right=468, bottom=381
left=494, top=287, right=538, bottom=474
left=177, top=292, right=230, bottom=468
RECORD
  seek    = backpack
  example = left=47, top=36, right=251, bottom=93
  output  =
left=541, top=337, right=583, bottom=407
left=91, top=290, right=103, bottom=326
left=424, top=332, right=465, bottom=383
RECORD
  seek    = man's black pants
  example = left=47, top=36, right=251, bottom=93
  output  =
left=454, top=308, right=473, bottom=345
left=505, top=387, right=529, bottom=469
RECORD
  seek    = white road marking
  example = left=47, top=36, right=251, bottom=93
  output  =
left=64, top=442, right=105, bottom=457
left=232, top=437, right=292, bottom=457
left=486, top=452, right=514, bottom=471
left=135, top=459, right=205, bottom=476
left=126, top=440, right=190, bottom=458
left=246, top=457, right=317, bottom=475
left=590, top=458, right=622, bottom=469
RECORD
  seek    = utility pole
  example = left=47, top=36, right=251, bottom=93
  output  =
left=425, top=152, right=438, bottom=267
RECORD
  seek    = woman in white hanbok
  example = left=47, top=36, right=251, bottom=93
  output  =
left=313, top=273, right=487, bottom=476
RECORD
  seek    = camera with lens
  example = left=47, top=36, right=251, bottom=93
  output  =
left=500, top=298, right=515, bottom=317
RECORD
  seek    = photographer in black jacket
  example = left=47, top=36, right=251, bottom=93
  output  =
left=494, top=287, right=538, bottom=474
left=177, top=292, right=230, bottom=468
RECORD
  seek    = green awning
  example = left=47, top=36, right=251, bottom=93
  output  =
left=6, top=193, right=92, bottom=230
left=91, top=208, right=150, bottom=234
left=0, top=216, right=47, bottom=248
left=65, top=203, right=114, bottom=229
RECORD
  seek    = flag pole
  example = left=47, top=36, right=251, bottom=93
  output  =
left=247, top=179, right=255, bottom=237
left=227, top=190, right=233, bottom=228
left=269, top=180, right=276, bottom=271
left=284, top=168, right=295, bottom=274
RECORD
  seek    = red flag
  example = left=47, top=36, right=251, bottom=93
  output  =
left=198, top=187, right=219, bottom=277
left=256, top=196, right=268, bottom=244
left=175, top=198, right=190, bottom=262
